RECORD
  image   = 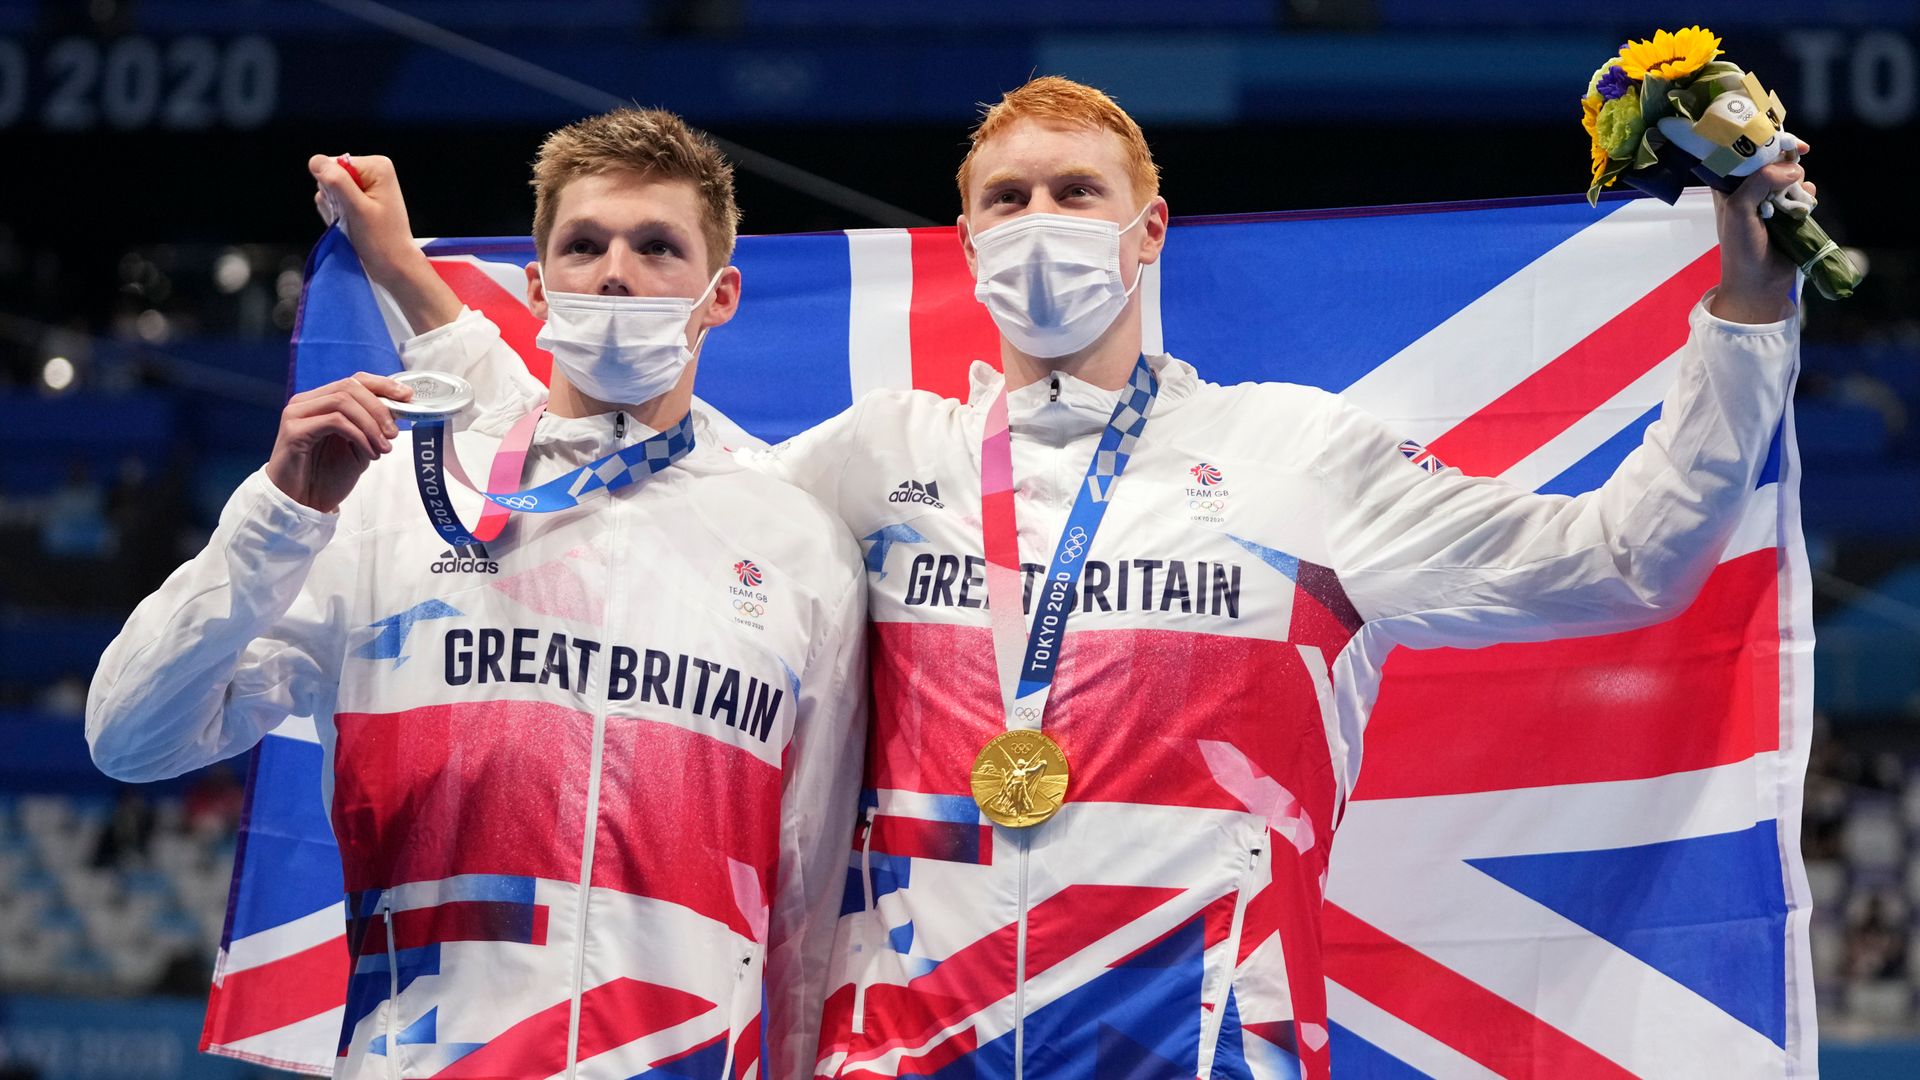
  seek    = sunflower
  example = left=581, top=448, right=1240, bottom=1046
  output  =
left=1617, top=26, right=1722, bottom=82
left=1583, top=93, right=1609, bottom=182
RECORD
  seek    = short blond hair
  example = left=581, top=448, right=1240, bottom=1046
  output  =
left=956, top=76, right=1161, bottom=208
left=531, top=107, right=740, bottom=273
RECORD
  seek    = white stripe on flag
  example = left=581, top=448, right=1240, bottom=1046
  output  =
left=1725, top=483, right=1782, bottom=562
left=846, top=229, right=915, bottom=395
left=266, top=716, right=321, bottom=745
left=1773, top=402, right=1821, bottom=1078
left=1341, top=191, right=1719, bottom=442
left=1324, top=979, right=1502, bottom=1079
left=1497, top=347, right=1681, bottom=494
left=211, top=1006, right=343, bottom=1076
left=222, top=902, right=346, bottom=975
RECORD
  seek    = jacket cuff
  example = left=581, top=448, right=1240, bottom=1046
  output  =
left=233, top=469, right=339, bottom=553
left=1692, top=287, right=1799, bottom=337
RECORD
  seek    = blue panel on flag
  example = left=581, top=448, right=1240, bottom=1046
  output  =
left=629, top=1030, right=731, bottom=1079
left=294, top=227, right=404, bottom=394
left=1159, top=198, right=1626, bottom=392
left=1758, top=419, right=1785, bottom=488
left=1537, top=403, right=1662, bottom=497
left=698, top=232, right=854, bottom=443
left=227, top=735, right=345, bottom=940
left=1327, top=1022, right=1432, bottom=1078
left=1467, top=820, right=1789, bottom=1047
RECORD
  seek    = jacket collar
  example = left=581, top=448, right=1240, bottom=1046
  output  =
left=965, top=354, right=1197, bottom=447
left=533, top=409, right=658, bottom=459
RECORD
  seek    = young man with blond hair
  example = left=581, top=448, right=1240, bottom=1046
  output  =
left=373, top=76, right=1806, bottom=1078
left=89, top=108, right=867, bottom=1080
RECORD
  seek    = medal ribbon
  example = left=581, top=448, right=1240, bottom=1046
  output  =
left=980, top=357, right=1158, bottom=730
left=409, top=408, right=696, bottom=552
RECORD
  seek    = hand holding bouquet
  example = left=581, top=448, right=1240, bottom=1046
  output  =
left=1584, top=26, right=1864, bottom=301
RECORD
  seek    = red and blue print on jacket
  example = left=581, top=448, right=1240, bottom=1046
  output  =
left=204, top=189, right=1813, bottom=1078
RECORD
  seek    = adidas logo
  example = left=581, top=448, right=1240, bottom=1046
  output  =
left=888, top=479, right=945, bottom=509
left=430, top=547, right=499, bottom=575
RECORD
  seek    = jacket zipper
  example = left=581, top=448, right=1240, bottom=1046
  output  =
left=852, top=804, right=878, bottom=1035
left=381, top=895, right=400, bottom=1080
left=1012, top=432, right=1077, bottom=1080
left=563, top=420, right=622, bottom=1078
left=1012, top=832, right=1031, bottom=1080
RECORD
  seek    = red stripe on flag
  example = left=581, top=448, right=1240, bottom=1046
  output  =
left=906, top=228, right=999, bottom=400
left=1323, top=903, right=1638, bottom=1079
left=1353, top=548, right=1780, bottom=800
left=201, top=934, right=349, bottom=1045
left=429, top=259, right=554, bottom=386
left=1424, top=247, right=1720, bottom=478
left=432, top=977, right=713, bottom=1078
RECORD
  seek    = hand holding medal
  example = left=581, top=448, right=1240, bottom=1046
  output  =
left=264, top=372, right=414, bottom=513
left=1582, top=26, right=1864, bottom=301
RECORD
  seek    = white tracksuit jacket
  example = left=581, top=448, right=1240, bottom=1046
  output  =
left=401, top=296, right=1798, bottom=1080
left=87, top=311, right=868, bottom=1080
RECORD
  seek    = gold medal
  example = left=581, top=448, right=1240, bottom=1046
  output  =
left=970, top=729, right=1070, bottom=828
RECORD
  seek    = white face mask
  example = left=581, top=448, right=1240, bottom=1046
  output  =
left=969, top=202, right=1153, bottom=359
left=533, top=264, right=723, bottom=406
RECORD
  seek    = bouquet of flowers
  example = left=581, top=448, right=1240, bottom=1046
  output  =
left=1583, top=26, right=1863, bottom=301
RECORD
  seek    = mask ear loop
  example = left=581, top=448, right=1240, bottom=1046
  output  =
left=1119, top=202, right=1157, bottom=298
left=686, top=266, right=728, bottom=354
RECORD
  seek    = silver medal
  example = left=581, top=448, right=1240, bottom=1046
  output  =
left=386, top=371, right=475, bottom=419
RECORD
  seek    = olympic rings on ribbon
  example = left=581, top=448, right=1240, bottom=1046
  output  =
left=498, top=494, right=541, bottom=510
left=732, top=600, right=766, bottom=617
left=1189, top=499, right=1226, bottom=513
left=1058, top=525, right=1090, bottom=562
left=1014, top=706, right=1043, bottom=722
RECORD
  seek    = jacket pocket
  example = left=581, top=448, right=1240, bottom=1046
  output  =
left=721, top=939, right=768, bottom=1078
left=1198, top=831, right=1269, bottom=1079
left=382, top=895, right=402, bottom=1080
left=850, top=805, right=879, bottom=1036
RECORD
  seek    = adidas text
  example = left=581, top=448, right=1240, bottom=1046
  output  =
left=889, top=480, right=945, bottom=509
left=432, top=550, right=499, bottom=575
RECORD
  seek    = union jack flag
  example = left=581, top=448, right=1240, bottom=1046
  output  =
left=203, top=188, right=1813, bottom=1076
left=1396, top=439, right=1447, bottom=474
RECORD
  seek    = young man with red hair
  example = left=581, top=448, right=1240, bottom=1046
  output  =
left=369, top=76, right=1806, bottom=1078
